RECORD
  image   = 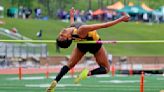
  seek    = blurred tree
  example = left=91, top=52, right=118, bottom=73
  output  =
left=46, top=0, right=51, bottom=16
left=123, top=0, right=126, bottom=5
left=47, top=0, right=56, bottom=17
left=9, top=0, right=35, bottom=7
left=100, top=0, right=104, bottom=8
left=106, top=0, right=109, bottom=6
left=72, top=0, right=75, bottom=7
left=9, top=0, right=17, bottom=6
left=88, top=0, right=92, bottom=10
left=111, top=0, right=114, bottom=4
left=38, top=0, right=51, bottom=17
left=97, top=0, right=100, bottom=8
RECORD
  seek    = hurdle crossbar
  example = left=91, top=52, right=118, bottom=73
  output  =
left=0, top=40, right=164, bottom=44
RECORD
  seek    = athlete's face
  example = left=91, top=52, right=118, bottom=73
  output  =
left=58, top=28, right=72, bottom=41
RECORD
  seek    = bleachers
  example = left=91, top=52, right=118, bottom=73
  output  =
left=0, top=43, right=47, bottom=58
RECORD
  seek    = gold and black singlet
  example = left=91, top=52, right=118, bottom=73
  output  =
left=72, top=28, right=102, bottom=54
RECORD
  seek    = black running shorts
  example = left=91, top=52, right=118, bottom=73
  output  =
left=77, top=41, right=102, bottom=54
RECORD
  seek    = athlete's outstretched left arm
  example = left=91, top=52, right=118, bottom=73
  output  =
left=70, top=7, right=75, bottom=25
left=77, top=13, right=130, bottom=38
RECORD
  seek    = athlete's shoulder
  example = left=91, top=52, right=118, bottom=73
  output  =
left=70, top=22, right=85, bottom=29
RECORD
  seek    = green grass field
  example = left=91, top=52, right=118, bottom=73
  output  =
left=0, top=74, right=163, bottom=92
left=1, top=18, right=164, bottom=56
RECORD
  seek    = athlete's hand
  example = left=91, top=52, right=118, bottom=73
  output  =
left=121, top=12, right=130, bottom=22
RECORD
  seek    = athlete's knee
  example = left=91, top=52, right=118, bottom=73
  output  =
left=67, top=63, right=75, bottom=69
left=100, top=66, right=109, bottom=74
left=105, top=66, right=110, bottom=73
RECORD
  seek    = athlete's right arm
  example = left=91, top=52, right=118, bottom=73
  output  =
left=77, top=14, right=130, bottom=38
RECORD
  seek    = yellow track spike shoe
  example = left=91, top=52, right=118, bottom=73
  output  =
left=46, top=80, right=57, bottom=92
left=74, top=68, right=89, bottom=84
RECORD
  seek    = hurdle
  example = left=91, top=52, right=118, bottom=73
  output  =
left=45, top=63, right=49, bottom=79
left=18, top=65, right=22, bottom=80
left=111, top=64, right=115, bottom=77
left=140, top=71, right=144, bottom=92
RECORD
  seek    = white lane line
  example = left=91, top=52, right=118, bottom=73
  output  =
left=99, top=80, right=141, bottom=83
left=25, top=84, right=81, bottom=88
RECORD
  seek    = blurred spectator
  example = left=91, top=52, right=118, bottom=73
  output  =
left=0, top=6, right=4, bottom=18
left=34, top=8, right=42, bottom=19
left=105, top=12, right=113, bottom=21
left=7, top=7, right=18, bottom=18
left=86, top=10, right=93, bottom=21
left=154, top=15, right=160, bottom=23
left=18, top=6, right=24, bottom=18
left=143, top=13, right=149, bottom=22
left=159, top=16, right=163, bottom=23
left=23, top=7, right=32, bottom=19
left=75, top=9, right=82, bottom=22
left=80, top=10, right=86, bottom=22
left=57, top=9, right=69, bottom=20
left=162, top=14, right=164, bottom=22
left=108, top=54, right=113, bottom=64
left=56, top=9, right=62, bottom=19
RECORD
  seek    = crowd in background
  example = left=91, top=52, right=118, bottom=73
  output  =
left=56, top=8, right=164, bottom=23
left=5, top=6, right=164, bottom=23
left=7, top=6, right=42, bottom=19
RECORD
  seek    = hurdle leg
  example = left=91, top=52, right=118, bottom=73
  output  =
left=140, top=71, right=144, bottom=92
left=18, top=65, right=22, bottom=80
